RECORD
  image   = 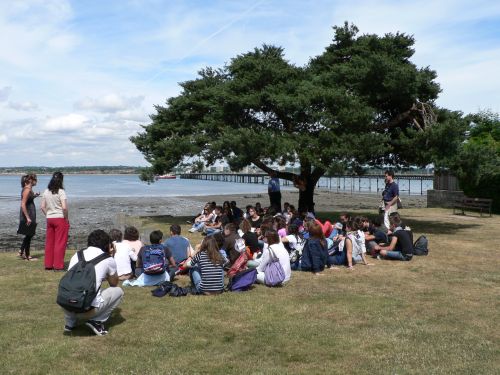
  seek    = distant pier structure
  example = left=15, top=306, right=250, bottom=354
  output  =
left=179, top=173, right=433, bottom=195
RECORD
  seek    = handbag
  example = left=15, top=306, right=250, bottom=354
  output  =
left=226, top=268, right=257, bottom=292
left=17, top=222, right=37, bottom=236
left=227, top=252, right=248, bottom=277
left=264, top=246, right=286, bottom=287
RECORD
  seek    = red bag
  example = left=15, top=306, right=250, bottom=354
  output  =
left=227, top=252, right=248, bottom=278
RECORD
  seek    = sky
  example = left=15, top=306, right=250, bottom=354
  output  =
left=1, top=0, right=499, bottom=167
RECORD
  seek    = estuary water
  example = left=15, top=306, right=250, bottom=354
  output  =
left=0, top=174, right=273, bottom=199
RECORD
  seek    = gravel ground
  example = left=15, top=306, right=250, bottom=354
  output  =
left=1, top=190, right=426, bottom=252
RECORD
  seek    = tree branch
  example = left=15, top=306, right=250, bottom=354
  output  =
left=251, top=159, right=297, bottom=181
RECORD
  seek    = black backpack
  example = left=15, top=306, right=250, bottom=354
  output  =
left=56, top=250, right=110, bottom=313
left=413, top=235, right=429, bottom=256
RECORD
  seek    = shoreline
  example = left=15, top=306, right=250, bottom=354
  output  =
left=0, top=191, right=427, bottom=252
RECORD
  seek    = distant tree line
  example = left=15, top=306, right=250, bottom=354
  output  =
left=0, top=166, right=142, bottom=175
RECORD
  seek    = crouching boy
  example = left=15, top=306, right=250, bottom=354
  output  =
left=61, top=230, right=124, bottom=336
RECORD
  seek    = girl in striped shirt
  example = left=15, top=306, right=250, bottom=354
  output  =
left=186, top=236, right=225, bottom=295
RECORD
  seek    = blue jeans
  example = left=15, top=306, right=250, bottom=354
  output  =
left=328, top=252, right=346, bottom=266
left=191, top=222, right=205, bottom=232
left=190, top=267, right=202, bottom=292
left=384, top=251, right=411, bottom=261
left=205, top=227, right=221, bottom=236
left=189, top=267, right=225, bottom=293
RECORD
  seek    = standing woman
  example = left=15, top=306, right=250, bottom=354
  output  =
left=41, top=172, right=69, bottom=271
left=17, top=173, right=39, bottom=260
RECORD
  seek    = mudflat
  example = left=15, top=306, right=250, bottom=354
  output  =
left=1, top=190, right=426, bottom=252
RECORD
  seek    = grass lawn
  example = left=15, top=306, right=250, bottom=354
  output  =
left=1, top=208, right=499, bottom=375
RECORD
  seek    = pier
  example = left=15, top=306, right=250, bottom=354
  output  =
left=179, top=173, right=434, bottom=195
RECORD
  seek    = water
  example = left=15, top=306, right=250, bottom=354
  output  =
left=0, top=174, right=432, bottom=203
left=0, top=174, right=273, bottom=199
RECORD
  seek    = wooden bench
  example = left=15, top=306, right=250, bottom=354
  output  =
left=453, top=197, right=493, bottom=217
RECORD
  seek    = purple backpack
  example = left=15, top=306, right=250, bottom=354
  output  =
left=264, top=246, right=286, bottom=287
left=227, top=268, right=257, bottom=292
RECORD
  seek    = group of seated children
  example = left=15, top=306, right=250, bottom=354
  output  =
left=109, top=200, right=415, bottom=294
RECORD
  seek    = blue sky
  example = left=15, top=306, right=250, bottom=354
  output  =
left=1, top=0, right=499, bottom=167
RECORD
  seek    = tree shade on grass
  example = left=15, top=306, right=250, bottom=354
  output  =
left=131, top=22, right=442, bottom=211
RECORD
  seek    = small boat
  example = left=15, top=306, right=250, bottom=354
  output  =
left=155, top=174, right=176, bottom=180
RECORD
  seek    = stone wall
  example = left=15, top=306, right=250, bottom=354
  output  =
left=427, top=189, right=465, bottom=208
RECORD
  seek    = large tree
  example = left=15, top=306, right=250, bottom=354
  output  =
left=449, top=111, right=500, bottom=212
left=131, top=23, right=441, bottom=211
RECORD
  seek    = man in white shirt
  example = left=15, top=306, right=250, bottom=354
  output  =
left=63, top=230, right=124, bottom=336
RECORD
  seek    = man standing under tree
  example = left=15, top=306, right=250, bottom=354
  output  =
left=382, top=170, right=399, bottom=230
left=268, top=171, right=281, bottom=212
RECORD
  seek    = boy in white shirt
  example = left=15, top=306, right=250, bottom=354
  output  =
left=109, top=229, right=137, bottom=280
left=63, top=230, right=124, bottom=336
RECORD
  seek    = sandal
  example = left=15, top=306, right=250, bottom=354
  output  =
left=25, top=256, right=38, bottom=261
left=18, top=250, right=24, bottom=258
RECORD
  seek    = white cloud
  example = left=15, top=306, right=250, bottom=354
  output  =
left=8, top=101, right=39, bottom=111
left=42, top=113, right=88, bottom=132
left=1, top=0, right=499, bottom=167
left=75, top=94, right=145, bottom=113
left=0, top=0, right=77, bottom=68
left=110, top=109, right=149, bottom=123
left=0, top=86, right=12, bottom=102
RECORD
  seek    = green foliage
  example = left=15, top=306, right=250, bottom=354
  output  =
left=131, top=22, right=444, bottom=209
left=452, top=111, right=500, bottom=211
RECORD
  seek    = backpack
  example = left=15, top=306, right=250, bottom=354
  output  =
left=56, top=250, right=110, bottom=313
left=413, top=235, right=429, bottom=256
left=264, top=246, right=286, bottom=287
left=294, top=236, right=306, bottom=253
left=235, top=237, right=246, bottom=253
left=289, top=236, right=306, bottom=264
left=227, top=252, right=248, bottom=278
left=142, top=245, right=166, bottom=275
left=226, top=268, right=257, bottom=292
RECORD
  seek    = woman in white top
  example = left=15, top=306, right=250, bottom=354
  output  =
left=41, top=172, right=69, bottom=271
left=256, top=230, right=292, bottom=285
left=344, top=220, right=371, bottom=269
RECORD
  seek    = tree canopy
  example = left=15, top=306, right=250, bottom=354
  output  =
left=131, top=22, right=442, bottom=211
left=449, top=111, right=500, bottom=211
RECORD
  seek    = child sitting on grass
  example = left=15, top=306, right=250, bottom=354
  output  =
left=109, top=229, right=137, bottom=280
left=344, top=220, right=372, bottom=269
left=184, top=236, right=225, bottom=295
left=373, top=215, right=414, bottom=261
left=123, top=230, right=175, bottom=287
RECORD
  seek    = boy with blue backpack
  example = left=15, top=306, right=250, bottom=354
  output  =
left=136, top=230, right=176, bottom=279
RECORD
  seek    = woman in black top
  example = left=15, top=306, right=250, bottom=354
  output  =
left=17, top=174, right=39, bottom=260
left=240, top=219, right=260, bottom=254
left=248, top=206, right=262, bottom=228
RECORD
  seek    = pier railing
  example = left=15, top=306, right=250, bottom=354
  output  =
left=179, top=173, right=434, bottom=195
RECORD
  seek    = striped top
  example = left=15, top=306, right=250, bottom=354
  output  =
left=191, top=251, right=224, bottom=293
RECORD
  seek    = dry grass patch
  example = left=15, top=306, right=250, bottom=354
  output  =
left=0, top=208, right=498, bottom=374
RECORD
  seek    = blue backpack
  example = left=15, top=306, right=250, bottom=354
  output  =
left=142, top=244, right=166, bottom=275
left=226, top=268, right=257, bottom=292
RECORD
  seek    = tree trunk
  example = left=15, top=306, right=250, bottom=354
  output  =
left=298, top=177, right=316, bottom=213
